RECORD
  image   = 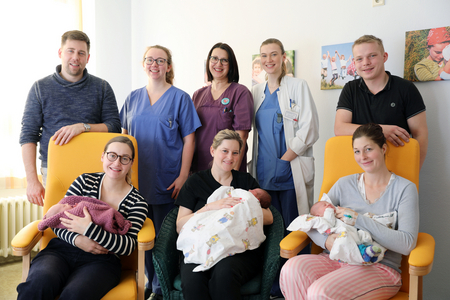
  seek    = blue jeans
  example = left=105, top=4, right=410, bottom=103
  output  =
left=17, top=238, right=121, bottom=300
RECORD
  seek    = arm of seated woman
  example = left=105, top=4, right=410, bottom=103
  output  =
left=262, top=207, right=273, bottom=225
left=176, top=206, right=195, bottom=233
left=74, top=235, right=108, bottom=255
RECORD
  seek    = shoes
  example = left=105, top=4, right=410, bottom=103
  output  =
left=145, top=288, right=152, bottom=299
left=149, top=292, right=163, bottom=300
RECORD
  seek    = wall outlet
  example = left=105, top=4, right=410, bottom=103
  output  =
left=372, top=0, right=385, bottom=7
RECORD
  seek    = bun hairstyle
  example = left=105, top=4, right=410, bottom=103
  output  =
left=211, top=129, right=243, bottom=153
left=352, top=123, right=387, bottom=150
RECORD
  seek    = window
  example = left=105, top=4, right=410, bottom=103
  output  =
left=0, top=0, right=81, bottom=190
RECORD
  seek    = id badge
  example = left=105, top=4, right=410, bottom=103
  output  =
left=284, top=109, right=298, bottom=122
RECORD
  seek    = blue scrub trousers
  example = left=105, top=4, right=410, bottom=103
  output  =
left=267, top=189, right=311, bottom=297
left=145, top=202, right=176, bottom=295
left=17, top=238, right=121, bottom=300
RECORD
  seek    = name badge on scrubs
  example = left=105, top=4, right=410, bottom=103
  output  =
left=284, top=110, right=298, bottom=122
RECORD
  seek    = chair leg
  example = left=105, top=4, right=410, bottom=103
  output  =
left=22, top=253, right=31, bottom=282
left=137, top=250, right=145, bottom=300
left=409, top=275, right=423, bottom=300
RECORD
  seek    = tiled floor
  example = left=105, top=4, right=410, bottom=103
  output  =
left=0, top=258, right=22, bottom=300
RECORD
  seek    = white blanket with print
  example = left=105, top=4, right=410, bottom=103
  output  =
left=177, top=187, right=266, bottom=272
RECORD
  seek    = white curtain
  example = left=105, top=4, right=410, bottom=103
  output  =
left=0, top=0, right=81, bottom=189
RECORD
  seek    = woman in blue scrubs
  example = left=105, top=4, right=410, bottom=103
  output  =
left=250, top=38, right=319, bottom=297
left=120, top=45, right=201, bottom=300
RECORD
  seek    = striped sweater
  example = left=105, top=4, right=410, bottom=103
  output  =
left=53, top=172, right=148, bottom=256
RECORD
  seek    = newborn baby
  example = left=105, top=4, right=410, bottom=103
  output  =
left=177, top=186, right=269, bottom=272
left=38, top=196, right=132, bottom=235
left=287, top=194, right=396, bottom=264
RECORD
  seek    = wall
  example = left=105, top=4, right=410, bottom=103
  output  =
left=92, top=0, right=450, bottom=298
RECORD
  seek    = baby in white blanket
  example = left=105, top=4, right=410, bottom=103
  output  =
left=287, top=194, right=396, bottom=265
left=177, top=186, right=270, bottom=272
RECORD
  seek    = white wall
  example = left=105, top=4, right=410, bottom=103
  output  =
left=92, top=0, right=450, bottom=298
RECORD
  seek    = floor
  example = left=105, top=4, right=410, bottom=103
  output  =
left=1, top=189, right=27, bottom=299
left=0, top=257, right=23, bottom=300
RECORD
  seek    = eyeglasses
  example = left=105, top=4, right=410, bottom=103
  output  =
left=105, top=152, right=133, bottom=165
left=210, top=56, right=229, bottom=65
left=144, top=57, right=167, bottom=66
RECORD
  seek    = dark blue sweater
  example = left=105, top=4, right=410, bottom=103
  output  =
left=20, top=65, right=121, bottom=167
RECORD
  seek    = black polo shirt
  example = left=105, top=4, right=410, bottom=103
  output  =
left=337, top=71, right=425, bottom=134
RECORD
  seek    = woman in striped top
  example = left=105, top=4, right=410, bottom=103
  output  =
left=17, top=136, right=148, bottom=300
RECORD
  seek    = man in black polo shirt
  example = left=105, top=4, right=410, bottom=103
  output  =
left=334, top=35, right=428, bottom=168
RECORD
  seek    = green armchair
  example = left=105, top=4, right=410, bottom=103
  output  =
left=153, top=205, right=284, bottom=300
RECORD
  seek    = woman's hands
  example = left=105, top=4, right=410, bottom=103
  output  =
left=335, top=206, right=358, bottom=225
left=207, top=197, right=243, bottom=210
left=74, top=235, right=108, bottom=255
left=61, top=206, right=92, bottom=235
left=325, top=233, right=339, bottom=251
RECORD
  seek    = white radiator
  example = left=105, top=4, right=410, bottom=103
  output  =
left=0, top=196, right=43, bottom=257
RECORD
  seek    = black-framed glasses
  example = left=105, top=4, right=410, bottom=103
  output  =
left=209, top=56, right=229, bottom=65
left=105, top=152, right=133, bottom=165
left=144, top=57, right=167, bottom=66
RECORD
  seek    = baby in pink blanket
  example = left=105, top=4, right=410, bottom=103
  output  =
left=38, top=196, right=132, bottom=235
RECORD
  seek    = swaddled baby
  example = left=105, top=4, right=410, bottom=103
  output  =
left=287, top=194, right=396, bottom=265
left=38, top=196, right=132, bottom=235
left=177, top=186, right=271, bottom=272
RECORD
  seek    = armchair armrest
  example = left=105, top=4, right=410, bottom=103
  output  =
left=152, top=208, right=180, bottom=297
left=11, top=220, right=43, bottom=282
left=11, top=220, right=42, bottom=257
left=137, top=218, right=155, bottom=300
left=408, top=232, right=435, bottom=300
left=409, top=232, right=435, bottom=276
left=280, top=231, right=311, bottom=259
left=138, top=218, right=155, bottom=251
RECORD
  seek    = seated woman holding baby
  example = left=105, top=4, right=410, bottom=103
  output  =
left=280, top=123, right=419, bottom=299
left=17, top=136, right=148, bottom=300
left=175, top=129, right=273, bottom=300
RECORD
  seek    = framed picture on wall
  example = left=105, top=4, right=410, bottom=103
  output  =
left=320, top=42, right=354, bottom=90
left=404, top=26, right=450, bottom=82
left=251, top=50, right=295, bottom=86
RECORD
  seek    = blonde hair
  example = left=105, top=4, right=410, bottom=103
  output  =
left=211, top=129, right=243, bottom=153
left=143, top=45, right=174, bottom=85
left=260, top=38, right=286, bottom=85
left=352, top=35, right=385, bottom=54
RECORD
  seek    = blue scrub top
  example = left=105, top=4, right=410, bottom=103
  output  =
left=255, top=86, right=294, bottom=191
left=120, top=86, right=201, bottom=205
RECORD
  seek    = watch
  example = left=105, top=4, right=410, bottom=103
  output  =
left=83, top=123, right=91, bottom=132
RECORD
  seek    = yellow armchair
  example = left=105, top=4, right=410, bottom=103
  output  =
left=280, top=136, right=435, bottom=300
left=11, top=133, right=155, bottom=300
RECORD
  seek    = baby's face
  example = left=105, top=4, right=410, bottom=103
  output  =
left=323, top=54, right=327, bottom=59
left=249, top=189, right=260, bottom=199
left=312, top=201, right=335, bottom=217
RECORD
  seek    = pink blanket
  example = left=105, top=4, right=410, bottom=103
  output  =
left=38, top=196, right=132, bottom=235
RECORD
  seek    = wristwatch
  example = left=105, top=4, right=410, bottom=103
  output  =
left=83, top=123, right=91, bottom=132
